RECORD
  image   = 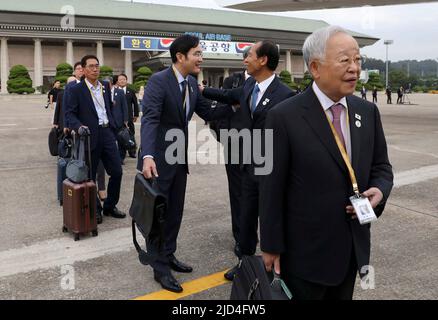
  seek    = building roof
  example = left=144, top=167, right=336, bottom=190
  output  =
left=0, top=0, right=376, bottom=40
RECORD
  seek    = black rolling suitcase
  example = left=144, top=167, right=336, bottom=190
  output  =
left=230, top=255, right=292, bottom=300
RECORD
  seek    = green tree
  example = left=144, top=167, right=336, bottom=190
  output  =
left=133, top=66, right=153, bottom=92
left=279, top=70, right=298, bottom=90
left=356, top=71, right=384, bottom=91
left=388, top=69, right=409, bottom=90
left=55, top=62, right=73, bottom=88
left=99, top=65, right=113, bottom=80
left=7, top=65, right=35, bottom=94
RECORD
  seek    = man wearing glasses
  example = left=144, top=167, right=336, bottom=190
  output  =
left=65, top=55, right=126, bottom=224
left=261, top=26, right=393, bottom=300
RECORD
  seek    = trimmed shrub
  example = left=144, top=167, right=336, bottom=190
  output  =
left=99, top=65, right=113, bottom=80
left=133, top=66, right=153, bottom=92
left=7, top=65, right=35, bottom=94
left=279, top=70, right=298, bottom=90
left=55, top=63, right=73, bottom=88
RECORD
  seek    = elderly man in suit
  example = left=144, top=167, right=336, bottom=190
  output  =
left=65, top=55, right=126, bottom=225
left=140, top=34, right=235, bottom=293
left=201, top=40, right=295, bottom=280
left=260, top=26, right=394, bottom=300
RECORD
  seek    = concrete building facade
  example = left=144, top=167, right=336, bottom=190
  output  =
left=0, top=0, right=378, bottom=93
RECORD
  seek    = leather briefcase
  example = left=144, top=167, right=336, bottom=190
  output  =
left=129, top=173, right=167, bottom=265
left=230, top=255, right=292, bottom=300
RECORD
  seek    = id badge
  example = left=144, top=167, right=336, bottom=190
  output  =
left=349, top=194, right=377, bottom=225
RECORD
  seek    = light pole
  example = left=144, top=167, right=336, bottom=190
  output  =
left=384, top=40, right=393, bottom=89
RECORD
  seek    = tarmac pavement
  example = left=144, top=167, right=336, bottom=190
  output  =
left=0, top=92, right=436, bottom=300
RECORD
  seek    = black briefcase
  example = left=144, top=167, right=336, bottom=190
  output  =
left=230, top=255, right=292, bottom=300
left=129, top=173, right=167, bottom=265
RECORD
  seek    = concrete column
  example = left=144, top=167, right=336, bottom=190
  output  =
left=33, top=39, right=43, bottom=92
left=223, top=68, right=230, bottom=79
left=96, top=41, right=104, bottom=66
left=124, top=50, right=132, bottom=83
left=286, top=49, right=292, bottom=74
left=198, top=69, right=204, bottom=85
left=1, top=38, right=9, bottom=94
left=66, top=40, right=74, bottom=66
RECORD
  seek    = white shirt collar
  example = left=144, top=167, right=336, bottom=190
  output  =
left=85, top=78, right=101, bottom=91
left=256, top=74, right=276, bottom=94
left=172, top=65, right=188, bottom=84
left=244, top=70, right=250, bottom=80
left=312, top=82, right=348, bottom=111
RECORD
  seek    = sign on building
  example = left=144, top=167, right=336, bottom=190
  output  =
left=121, top=36, right=252, bottom=55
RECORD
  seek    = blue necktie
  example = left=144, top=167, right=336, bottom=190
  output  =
left=180, top=80, right=187, bottom=112
left=250, top=84, right=260, bottom=113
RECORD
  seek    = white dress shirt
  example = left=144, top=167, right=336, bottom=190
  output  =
left=312, top=82, right=352, bottom=160
left=251, top=74, right=276, bottom=108
left=85, top=79, right=109, bottom=126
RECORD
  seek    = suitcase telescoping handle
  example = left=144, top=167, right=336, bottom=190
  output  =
left=76, top=127, right=92, bottom=181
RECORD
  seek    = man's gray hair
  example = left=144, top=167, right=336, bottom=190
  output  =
left=302, top=25, right=350, bottom=69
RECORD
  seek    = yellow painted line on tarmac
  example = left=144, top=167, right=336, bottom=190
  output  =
left=134, top=269, right=230, bottom=300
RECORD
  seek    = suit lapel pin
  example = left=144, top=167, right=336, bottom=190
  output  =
left=355, top=120, right=362, bottom=128
left=262, top=98, right=270, bottom=106
left=355, top=114, right=361, bottom=120
left=190, top=86, right=194, bottom=93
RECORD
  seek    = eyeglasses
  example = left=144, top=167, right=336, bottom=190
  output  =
left=86, top=64, right=100, bottom=70
left=320, top=55, right=365, bottom=68
left=192, top=52, right=203, bottom=58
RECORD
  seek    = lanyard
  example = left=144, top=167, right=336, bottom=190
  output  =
left=172, top=66, right=189, bottom=112
left=324, top=107, right=360, bottom=196
left=85, top=81, right=106, bottom=111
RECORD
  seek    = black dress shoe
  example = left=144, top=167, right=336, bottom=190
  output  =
left=154, top=273, right=183, bottom=293
left=169, top=256, right=193, bottom=273
left=96, top=211, right=103, bottom=224
left=103, top=207, right=126, bottom=219
left=224, top=263, right=240, bottom=281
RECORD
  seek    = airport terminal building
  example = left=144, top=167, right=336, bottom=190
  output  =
left=0, top=0, right=378, bottom=93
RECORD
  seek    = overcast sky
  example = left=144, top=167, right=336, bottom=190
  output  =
left=118, top=0, right=438, bottom=62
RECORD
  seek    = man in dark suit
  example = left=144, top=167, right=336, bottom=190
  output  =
left=65, top=55, right=126, bottom=224
left=117, top=73, right=139, bottom=158
left=139, top=35, right=235, bottom=293
left=201, top=40, right=295, bottom=280
left=261, top=26, right=394, bottom=300
left=63, top=62, right=83, bottom=130
left=105, top=76, right=129, bottom=163
left=208, top=52, right=250, bottom=269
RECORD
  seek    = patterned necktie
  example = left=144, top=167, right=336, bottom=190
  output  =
left=250, top=84, right=260, bottom=113
left=330, top=103, right=346, bottom=149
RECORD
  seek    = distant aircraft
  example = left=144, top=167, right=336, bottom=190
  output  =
left=216, top=0, right=437, bottom=11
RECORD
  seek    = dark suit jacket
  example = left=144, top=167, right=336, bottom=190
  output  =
left=139, top=67, right=234, bottom=180
left=110, top=88, right=128, bottom=129
left=53, top=90, right=65, bottom=130
left=65, top=80, right=116, bottom=150
left=203, top=76, right=295, bottom=165
left=63, top=80, right=80, bottom=129
left=260, top=86, right=394, bottom=286
left=124, top=88, right=139, bottom=121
